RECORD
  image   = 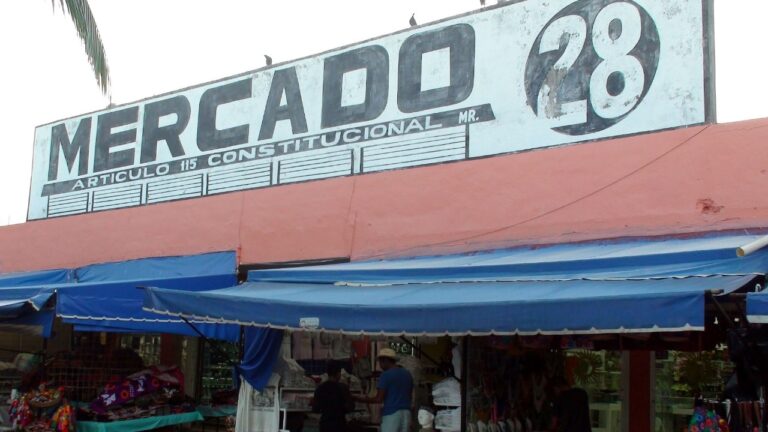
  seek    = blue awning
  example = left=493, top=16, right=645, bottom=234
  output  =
left=146, top=276, right=755, bottom=335
left=0, top=287, right=54, bottom=319
left=0, top=269, right=71, bottom=286
left=57, top=252, right=241, bottom=342
left=746, top=291, right=768, bottom=324
left=0, top=269, right=71, bottom=336
left=249, top=234, right=768, bottom=284
left=144, top=234, right=768, bottom=336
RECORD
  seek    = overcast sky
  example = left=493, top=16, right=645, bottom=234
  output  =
left=0, top=1, right=764, bottom=225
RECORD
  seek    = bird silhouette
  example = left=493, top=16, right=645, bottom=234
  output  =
left=409, top=13, right=417, bottom=27
left=480, top=0, right=486, bottom=5
left=264, top=55, right=273, bottom=66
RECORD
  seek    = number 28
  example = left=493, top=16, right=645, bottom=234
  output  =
left=527, top=0, right=660, bottom=134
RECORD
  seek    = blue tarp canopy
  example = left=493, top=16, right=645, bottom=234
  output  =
left=0, top=269, right=70, bottom=286
left=0, top=269, right=71, bottom=336
left=144, top=234, right=768, bottom=336
left=249, top=235, right=768, bottom=284
left=0, top=287, right=54, bottom=319
left=57, top=252, right=241, bottom=342
left=746, top=291, right=768, bottom=324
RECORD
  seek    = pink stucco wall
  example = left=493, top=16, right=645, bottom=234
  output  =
left=1, top=118, right=767, bottom=273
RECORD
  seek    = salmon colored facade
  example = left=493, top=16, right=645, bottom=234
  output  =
left=1, top=118, right=767, bottom=273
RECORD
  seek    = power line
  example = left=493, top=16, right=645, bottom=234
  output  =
left=363, top=125, right=713, bottom=259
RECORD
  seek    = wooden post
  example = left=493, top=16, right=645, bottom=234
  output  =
left=627, top=351, right=654, bottom=432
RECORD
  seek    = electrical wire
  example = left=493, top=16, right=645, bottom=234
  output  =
left=363, top=125, right=713, bottom=259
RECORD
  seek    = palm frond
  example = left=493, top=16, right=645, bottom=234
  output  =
left=55, top=0, right=111, bottom=96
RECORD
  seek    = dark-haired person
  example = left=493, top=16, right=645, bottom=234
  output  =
left=356, top=348, right=414, bottom=432
left=313, top=361, right=354, bottom=432
left=550, top=377, right=592, bottom=432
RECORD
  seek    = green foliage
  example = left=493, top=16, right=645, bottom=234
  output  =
left=673, top=351, right=727, bottom=395
left=52, top=0, right=111, bottom=96
left=572, top=350, right=602, bottom=386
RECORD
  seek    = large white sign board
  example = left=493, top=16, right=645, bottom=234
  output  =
left=28, top=0, right=712, bottom=220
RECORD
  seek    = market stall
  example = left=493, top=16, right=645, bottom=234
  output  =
left=0, top=252, right=245, bottom=431
left=0, top=268, right=72, bottom=338
left=145, top=234, right=768, bottom=431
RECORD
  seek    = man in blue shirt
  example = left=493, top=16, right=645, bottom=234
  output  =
left=356, top=348, right=413, bottom=432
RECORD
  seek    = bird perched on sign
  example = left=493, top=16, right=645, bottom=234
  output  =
left=264, top=55, right=273, bottom=66
left=409, top=14, right=417, bottom=27
left=480, top=0, right=486, bottom=5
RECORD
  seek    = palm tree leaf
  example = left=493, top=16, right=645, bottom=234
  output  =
left=57, top=0, right=111, bottom=96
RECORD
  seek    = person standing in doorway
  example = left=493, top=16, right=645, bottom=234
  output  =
left=313, top=361, right=354, bottom=432
left=550, top=376, right=592, bottom=432
left=356, top=348, right=414, bottom=432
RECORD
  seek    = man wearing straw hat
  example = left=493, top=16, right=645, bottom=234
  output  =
left=356, top=348, right=414, bottom=432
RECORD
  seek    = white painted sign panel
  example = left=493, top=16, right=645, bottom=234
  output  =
left=28, top=0, right=711, bottom=220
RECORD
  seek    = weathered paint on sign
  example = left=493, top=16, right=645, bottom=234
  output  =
left=28, top=0, right=710, bottom=220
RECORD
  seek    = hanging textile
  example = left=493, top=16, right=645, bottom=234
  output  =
left=236, top=328, right=284, bottom=391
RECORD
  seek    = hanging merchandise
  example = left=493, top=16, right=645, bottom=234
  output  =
left=51, top=403, right=74, bottom=432
left=312, top=333, right=334, bottom=360
left=689, top=405, right=729, bottom=432
left=435, top=407, right=461, bottom=431
left=292, top=332, right=313, bottom=361
left=9, top=383, right=70, bottom=432
left=278, top=358, right=315, bottom=390
left=9, top=394, right=33, bottom=429
left=236, top=374, right=280, bottom=432
left=433, top=378, right=462, bottom=406
left=330, top=335, right=352, bottom=360
left=351, top=337, right=371, bottom=359
left=452, top=340, right=462, bottom=381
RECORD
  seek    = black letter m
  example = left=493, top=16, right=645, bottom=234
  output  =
left=48, top=118, right=91, bottom=181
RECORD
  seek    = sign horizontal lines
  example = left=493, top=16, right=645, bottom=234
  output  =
left=147, top=182, right=202, bottom=195
left=147, top=174, right=203, bottom=188
left=365, top=148, right=465, bottom=167
left=207, top=180, right=271, bottom=195
left=281, top=161, right=351, bottom=176
left=92, top=192, right=141, bottom=206
left=280, top=160, right=351, bottom=176
left=48, top=208, right=87, bottom=217
left=147, top=186, right=202, bottom=197
left=148, top=190, right=201, bottom=199
left=363, top=130, right=465, bottom=152
left=279, top=150, right=351, bottom=168
left=48, top=193, right=88, bottom=215
left=364, top=139, right=465, bottom=162
left=208, top=174, right=271, bottom=188
left=210, top=162, right=271, bottom=176
left=364, top=150, right=465, bottom=173
left=48, top=200, right=88, bottom=210
left=48, top=202, right=88, bottom=213
left=147, top=190, right=202, bottom=204
left=148, top=187, right=201, bottom=197
left=48, top=193, right=88, bottom=206
left=208, top=171, right=272, bottom=193
left=93, top=201, right=141, bottom=211
left=92, top=184, right=142, bottom=197
left=280, top=165, right=352, bottom=182
left=364, top=135, right=464, bottom=157
left=208, top=167, right=271, bottom=183
left=279, top=151, right=352, bottom=182
left=281, top=170, right=352, bottom=184
left=146, top=174, right=203, bottom=204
